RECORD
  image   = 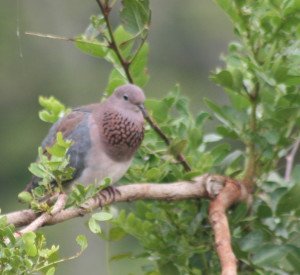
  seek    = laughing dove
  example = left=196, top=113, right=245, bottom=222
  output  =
left=25, top=84, right=146, bottom=192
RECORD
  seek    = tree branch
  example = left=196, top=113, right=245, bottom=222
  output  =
left=243, top=83, right=259, bottom=191
left=284, top=139, right=300, bottom=181
left=19, top=193, right=68, bottom=234
left=209, top=177, right=250, bottom=275
left=5, top=174, right=248, bottom=229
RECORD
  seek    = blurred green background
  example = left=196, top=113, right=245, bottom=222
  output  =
left=0, top=0, right=233, bottom=274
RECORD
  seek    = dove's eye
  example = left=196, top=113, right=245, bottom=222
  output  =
left=123, top=94, right=129, bottom=101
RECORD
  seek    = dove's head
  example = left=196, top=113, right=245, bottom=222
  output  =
left=109, top=84, right=147, bottom=117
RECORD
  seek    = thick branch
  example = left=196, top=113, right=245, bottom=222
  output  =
left=209, top=177, right=250, bottom=275
left=4, top=174, right=245, bottom=228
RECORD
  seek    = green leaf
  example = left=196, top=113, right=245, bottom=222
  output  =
left=240, top=231, right=264, bottom=252
left=46, top=132, right=72, bottom=157
left=76, top=234, right=88, bottom=251
left=112, top=26, right=134, bottom=59
left=88, top=217, right=102, bottom=234
left=121, top=0, right=150, bottom=35
left=108, top=227, right=127, bottom=241
left=204, top=98, right=230, bottom=126
left=286, top=245, right=300, bottom=272
left=195, top=112, right=210, bottom=127
left=169, top=139, right=187, bottom=156
left=75, top=36, right=107, bottom=58
left=18, top=191, right=33, bottom=203
left=216, top=125, right=238, bottom=139
left=47, top=145, right=67, bottom=158
left=211, top=70, right=233, bottom=89
left=110, top=252, right=133, bottom=261
left=106, top=69, right=128, bottom=95
left=284, top=75, right=300, bottom=86
left=213, top=0, right=241, bottom=24
left=130, top=43, right=149, bottom=87
left=158, top=262, right=180, bottom=275
left=262, top=129, right=280, bottom=145
left=292, top=164, right=300, bottom=182
left=28, top=163, right=47, bottom=178
left=39, top=96, right=67, bottom=123
left=46, top=267, right=56, bottom=275
left=22, top=232, right=38, bottom=257
left=145, top=168, right=163, bottom=181
left=230, top=203, right=248, bottom=224
left=277, top=182, right=300, bottom=214
left=145, top=99, right=170, bottom=123
left=220, top=150, right=243, bottom=168
left=92, top=212, right=113, bottom=221
left=252, top=244, right=291, bottom=266
left=227, top=90, right=250, bottom=110
left=90, top=14, right=105, bottom=29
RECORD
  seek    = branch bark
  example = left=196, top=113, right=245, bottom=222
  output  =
left=209, top=177, right=250, bottom=275
left=19, top=193, right=68, bottom=234
left=5, top=174, right=246, bottom=228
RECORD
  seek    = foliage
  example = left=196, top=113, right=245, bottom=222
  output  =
left=18, top=132, right=74, bottom=212
left=38, top=96, right=69, bottom=124
left=0, top=211, right=87, bottom=274
left=2, top=0, right=300, bottom=274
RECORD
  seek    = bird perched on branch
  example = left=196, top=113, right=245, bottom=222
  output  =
left=25, top=84, right=146, bottom=193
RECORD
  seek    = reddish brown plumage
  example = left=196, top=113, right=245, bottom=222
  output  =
left=101, top=111, right=144, bottom=161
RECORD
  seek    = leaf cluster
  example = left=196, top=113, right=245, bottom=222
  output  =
left=0, top=212, right=87, bottom=275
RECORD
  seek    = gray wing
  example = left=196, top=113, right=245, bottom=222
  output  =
left=25, top=108, right=93, bottom=192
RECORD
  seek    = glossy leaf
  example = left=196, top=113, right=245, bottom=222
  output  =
left=121, top=0, right=150, bottom=35
left=75, top=36, right=107, bottom=58
left=76, top=235, right=88, bottom=251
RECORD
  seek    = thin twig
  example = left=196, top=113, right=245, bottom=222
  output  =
left=285, top=139, right=300, bottom=181
left=19, top=193, right=68, bottom=234
left=25, top=31, right=76, bottom=42
left=95, top=0, right=133, bottom=83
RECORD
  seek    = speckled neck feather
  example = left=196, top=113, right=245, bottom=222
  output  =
left=101, top=110, right=144, bottom=161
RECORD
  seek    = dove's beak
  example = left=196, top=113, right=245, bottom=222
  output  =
left=138, top=104, right=148, bottom=118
